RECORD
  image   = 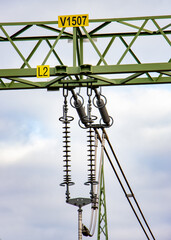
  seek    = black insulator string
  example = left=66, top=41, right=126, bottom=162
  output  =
left=85, top=127, right=97, bottom=197
left=59, top=89, right=75, bottom=202
left=94, top=128, right=155, bottom=240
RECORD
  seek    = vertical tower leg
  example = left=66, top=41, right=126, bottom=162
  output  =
left=97, top=158, right=108, bottom=240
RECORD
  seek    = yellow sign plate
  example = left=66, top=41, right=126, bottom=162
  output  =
left=58, top=14, right=89, bottom=28
left=37, top=65, right=50, bottom=78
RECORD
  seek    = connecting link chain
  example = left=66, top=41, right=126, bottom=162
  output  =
left=87, top=87, right=92, bottom=122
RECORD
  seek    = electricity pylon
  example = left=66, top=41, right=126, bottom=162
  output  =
left=0, top=14, right=171, bottom=239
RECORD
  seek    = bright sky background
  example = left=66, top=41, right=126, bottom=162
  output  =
left=0, top=0, right=171, bottom=240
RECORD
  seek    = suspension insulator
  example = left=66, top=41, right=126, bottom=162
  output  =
left=59, top=92, right=75, bottom=202
left=62, top=121, right=73, bottom=184
left=59, top=119, right=73, bottom=186
left=85, top=128, right=98, bottom=200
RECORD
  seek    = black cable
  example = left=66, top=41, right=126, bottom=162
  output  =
left=102, top=128, right=156, bottom=240
left=94, top=128, right=155, bottom=240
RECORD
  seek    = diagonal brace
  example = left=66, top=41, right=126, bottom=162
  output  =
left=0, top=26, right=31, bottom=68
left=81, top=26, right=108, bottom=65
left=117, top=19, right=148, bottom=65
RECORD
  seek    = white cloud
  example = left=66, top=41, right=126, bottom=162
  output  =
left=1, top=85, right=171, bottom=240
left=0, top=135, right=53, bottom=165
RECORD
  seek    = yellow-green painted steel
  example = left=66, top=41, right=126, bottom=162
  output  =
left=0, top=15, right=170, bottom=90
left=98, top=150, right=108, bottom=240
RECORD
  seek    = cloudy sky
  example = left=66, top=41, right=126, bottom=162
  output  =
left=0, top=0, right=171, bottom=240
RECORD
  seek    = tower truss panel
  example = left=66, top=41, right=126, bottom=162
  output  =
left=0, top=15, right=170, bottom=90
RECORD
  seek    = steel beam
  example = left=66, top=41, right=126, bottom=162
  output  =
left=0, top=62, right=170, bottom=78
left=0, top=15, right=170, bottom=90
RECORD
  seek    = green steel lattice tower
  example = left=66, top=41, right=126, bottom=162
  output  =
left=0, top=14, right=171, bottom=239
left=0, top=15, right=170, bottom=90
left=98, top=158, right=108, bottom=240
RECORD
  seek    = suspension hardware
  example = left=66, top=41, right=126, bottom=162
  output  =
left=93, top=88, right=113, bottom=127
left=70, top=89, right=89, bottom=127
left=82, top=224, right=92, bottom=237
left=67, top=198, right=91, bottom=240
left=58, top=85, right=156, bottom=240
left=87, top=86, right=97, bottom=125
left=59, top=87, right=75, bottom=202
left=87, top=86, right=92, bottom=122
